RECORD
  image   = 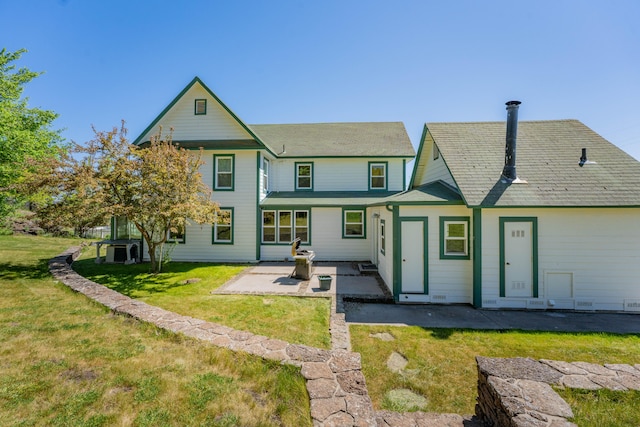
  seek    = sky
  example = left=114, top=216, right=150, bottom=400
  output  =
left=3, top=0, right=640, bottom=163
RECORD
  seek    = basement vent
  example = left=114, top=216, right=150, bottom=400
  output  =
left=482, top=299, right=498, bottom=307
left=575, top=299, right=595, bottom=310
left=526, top=299, right=546, bottom=309
left=624, top=299, right=640, bottom=312
left=432, top=295, right=447, bottom=302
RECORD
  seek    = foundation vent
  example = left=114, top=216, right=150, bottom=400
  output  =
left=575, top=299, right=595, bottom=310
left=624, top=299, right=640, bottom=312
left=482, top=299, right=498, bottom=307
left=432, top=295, right=447, bottom=302
left=526, top=299, right=546, bottom=309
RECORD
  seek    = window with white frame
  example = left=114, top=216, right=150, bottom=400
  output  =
left=440, top=217, right=470, bottom=259
left=380, top=219, right=386, bottom=254
left=369, top=162, right=387, bottom=190
left=261, top=209, right=309, bottom=244
left=213, top=208, right=233, bottom=244
left=214, top=155, right=234, bottom=190
left=343, top=209, right=365, bottom=238
left=262, top=158, right=270, bottom=193
left=295, top=162, right=313, bottom=190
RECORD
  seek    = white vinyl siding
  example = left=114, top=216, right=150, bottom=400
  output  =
left=137, top=83, right=252, bottom=143
left=481, top=208, right=640, bottom=311
left=272, top=158, right=406, bottom=192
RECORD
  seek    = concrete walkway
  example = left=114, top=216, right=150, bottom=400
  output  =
left=344, top=302, right=640, bottom=334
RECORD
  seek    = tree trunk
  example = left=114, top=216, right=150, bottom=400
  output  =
left=147, top=242, right=158, bottom=273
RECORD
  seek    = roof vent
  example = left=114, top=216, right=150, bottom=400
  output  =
left=579, top=148, right=596, bottom=166
left=501, top=101, right=527, bottom=184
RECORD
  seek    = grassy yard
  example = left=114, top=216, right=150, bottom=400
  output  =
left=72, top=256, right=331, bottom=349
left=0, top=235, right=311, bottom=426
left=351, top=324, right=640, bottom=422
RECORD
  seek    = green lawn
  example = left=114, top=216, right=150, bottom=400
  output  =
left=72, top=256, right=331, bottom=349
left=0, top=235, right=311, bottom=426
left=351, top=325, right=640, bottom=419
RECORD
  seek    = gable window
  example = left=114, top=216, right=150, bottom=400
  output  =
left=343, top=208, right=365, bottom=238
left=380, top=219, right=386, bottom=254
left=168, top=223, right=185, bottom=244
left=439, top=216, right=470, bottom=259
left=195, top=99, right=207, bottom=115
left=369, top=162, right=387, bottom=190
left=262, top=209, right=309, bottom=244
left=295, top=162, right=313, bottom=190
left=213, top=208, right=233, bottom=244
left=262, top=158, right=270, bottom=193
left=433, top=144, right=440, bottom=160
left=214, top=154, right=234, bottom=190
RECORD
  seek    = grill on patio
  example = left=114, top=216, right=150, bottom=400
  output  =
left=290, top=237, right=315, bottom=280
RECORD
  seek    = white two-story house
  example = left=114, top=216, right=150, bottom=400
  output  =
left=125, top=77, right=415, bottom=263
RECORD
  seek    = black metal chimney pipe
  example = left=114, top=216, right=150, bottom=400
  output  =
left=502, top=100, right=521, bottom=181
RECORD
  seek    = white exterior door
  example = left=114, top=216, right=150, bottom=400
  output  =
left=401, top=221, right=424, bottom=293
left=504, top=221, right=533, bottom=297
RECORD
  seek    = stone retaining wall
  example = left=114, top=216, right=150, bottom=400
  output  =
left=476, top=356, right=640, bottom=427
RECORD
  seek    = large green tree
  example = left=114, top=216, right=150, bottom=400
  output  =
left=24, top=123, right=220, bottom=272
left=0, top=48, right=63, bottom=221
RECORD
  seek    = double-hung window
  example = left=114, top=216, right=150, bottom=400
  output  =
left=343, top=208, right=365, bottom=238
left=168, top=223, right=185, bottom=244
left=440, top=216, right=470, bottom=259
left=295, top=162, right=313, bottom=190
left=214, top=154, right=234, bottom=190
left=262, top=158, right=270, bottom=193
left=369, top=162, right=387, bottom=190
left=195, top=99, right=207, bottom=115
left=262, top=209, right=309, bottom=244
left=213, top=208, right=233, bottom=244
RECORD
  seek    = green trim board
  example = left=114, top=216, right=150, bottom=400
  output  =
left=499, top=217, right=538, bottom=298
left=212, top=207, right=234, bottom=244
left=255, top=152, right=262, bottom=261
left=472, top=209, right=482, bottom=308
left=408, top=124, right=429, bottom=189
left=295, top=162, right=314, bottom=191
left=368, top=161, right=389, bottom=190
left=132, top=77, right=277, bottom=157
left=439, top=216, right=471, bottom=260
left=213, top=154, right=235, bottom=191
left=392, top=205, right=400, bottom=301
left=342, top=207, right=366, bottom=239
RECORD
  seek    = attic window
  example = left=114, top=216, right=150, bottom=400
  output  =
left=433, top=145, right=440, bottom=160
left=195, top=99, right=207, bottom=115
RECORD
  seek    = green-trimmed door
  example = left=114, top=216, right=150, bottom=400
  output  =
left=399, top=218, right=428, bottom=297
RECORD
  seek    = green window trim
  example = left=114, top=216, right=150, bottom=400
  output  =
left=499, top=217, right=538, bottom=298
left=214, top=154, right=235, bottom=191
left=368, top=161, right=388, bottom=190
left=194, top=99, right=207, bottom=115
left=380, top=219, right=386, bottom=255
left=439, top=216, right=471, bottom=260
left=295, top=162, right=314, bottom=191
left=261, top=209, right=310, bottom=245
left=342, top=207, right=366, bottom=239
left=212, top=207, right=234, bottom=244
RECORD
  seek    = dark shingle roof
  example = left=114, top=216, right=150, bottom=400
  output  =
left=250, top=122, right=415, bottom=158
left=373, top=181, right=463, bottom=205
left=261, top=191, right=399, bottom=207
left=428, top=119, right=640, bottom=207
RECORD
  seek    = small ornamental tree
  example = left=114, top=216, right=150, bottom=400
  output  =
left=24, top=123, right=219, bottom=272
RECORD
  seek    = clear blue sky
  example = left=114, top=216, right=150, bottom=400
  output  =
left=3, top=0, right=640, bottom=161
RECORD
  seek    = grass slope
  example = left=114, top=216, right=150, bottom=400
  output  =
left=0, top=235, right=311, bottom=426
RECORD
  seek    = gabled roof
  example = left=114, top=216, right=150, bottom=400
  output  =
left=373, top=181, right=464, bottom=205
left=132, top=77, right=276, bottom=155
left=427, top=119, right=640, bottom=207
left=250, top=122, right=414, bottom=158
